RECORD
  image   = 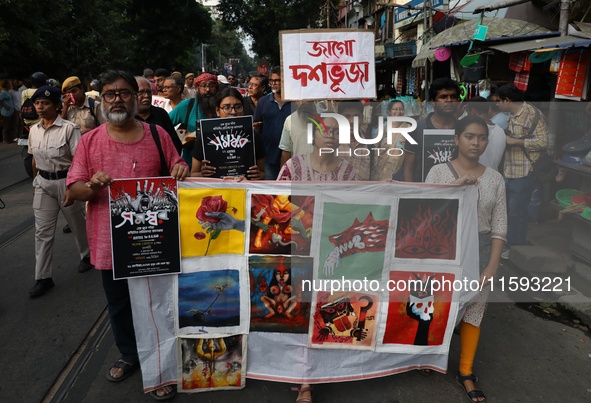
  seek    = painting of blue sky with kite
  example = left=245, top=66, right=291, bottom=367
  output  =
left=177, top=269, right=242, bottom=335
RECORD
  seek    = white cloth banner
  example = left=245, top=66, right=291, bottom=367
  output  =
left=130, top=180, right=479, bottom=391
left=281, top=29, right=377, bottom=100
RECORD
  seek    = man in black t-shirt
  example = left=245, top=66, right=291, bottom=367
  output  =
left=134, top=76, right=182, bottom=154
left=403, top=78, right=460, bottom=182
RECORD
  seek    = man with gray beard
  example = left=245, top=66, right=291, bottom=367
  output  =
left=67, top=70, right=188, bottom=401
left=134, top=76, right=182, bottom=154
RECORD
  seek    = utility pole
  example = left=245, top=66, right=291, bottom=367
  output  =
left=424, top=0, right=431, bottom=102
left=559, top=0, right=570, bottom=36
left=201, top=44, right=207, bottom=73
left=473, top=0, right=531, bottom=13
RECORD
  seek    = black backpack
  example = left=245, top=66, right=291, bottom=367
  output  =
left=21, top=96, right=37, bottom=120
left=87, top=97, right=99, bottom=127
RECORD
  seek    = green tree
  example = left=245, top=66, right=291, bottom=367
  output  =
left=0, top=0, right=212, bottom=81
left=0, top=0, right=134, bottom=79
left=124, top=0, right=213, bottom=72
left=217, top=0, right=328, bottom=65
left=202, top=21, right=255, bottom=76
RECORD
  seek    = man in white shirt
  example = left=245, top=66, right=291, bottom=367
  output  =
left=278, top=101, right=316, bottom=166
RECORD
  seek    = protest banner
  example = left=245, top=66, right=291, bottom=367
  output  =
left=280, top=29, right=376, bottom=100
left=126, top=179, right=479, bottom=392
left=151, top=95, right=170, bottom=110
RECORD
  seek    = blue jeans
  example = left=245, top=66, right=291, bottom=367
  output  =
left=265, top=162, right=280, bottom=180
left=101, top=270, right=138, bottom=364
left=505, top=173, right=536, bottom=247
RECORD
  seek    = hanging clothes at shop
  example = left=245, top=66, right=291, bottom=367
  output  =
left=555, top=49, right=591, bottom=101
left=508, top=51, right=532, bottom=91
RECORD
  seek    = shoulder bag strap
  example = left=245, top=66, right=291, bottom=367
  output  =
left=184, top=98, right=195, bottom=129
left=446, top=161, right=460, bottom=180
left=87, top=97, right=99, bottom=127
left=149, top=124, right=170, bottom=176
left=521, top=107, right=541, bottom=162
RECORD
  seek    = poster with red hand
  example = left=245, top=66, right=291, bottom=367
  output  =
left=109, top=177, right=181, bottom=279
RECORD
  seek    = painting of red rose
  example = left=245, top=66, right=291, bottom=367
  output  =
left=179, top=188, right=247, bottom=257
left=197, top=196, right=228, bottom=223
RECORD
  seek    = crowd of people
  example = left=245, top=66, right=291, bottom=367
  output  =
left=8, top=65, right=553, bottom=402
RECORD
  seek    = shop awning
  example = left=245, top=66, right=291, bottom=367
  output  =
left=412, top=17, right=552, bottom=67
left=489, top=35, right=591, bottom=53
left=376, top=55, right=416, bottom=68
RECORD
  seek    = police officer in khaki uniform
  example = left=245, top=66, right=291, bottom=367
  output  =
left=28, top=85, right=93, bottom=297
left=61, top=76, right=100, bottom=134
left=60, top=76, right=103, bottom=234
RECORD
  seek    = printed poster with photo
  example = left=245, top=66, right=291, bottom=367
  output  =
left=248, top=256, right=313, bottom=333
left=109, top=178, right=181, bottom=279
left=199, top=116, right=256, bottom=178
left=178, top=334, right=246, bottom=393
left=421, top=129, right=455, bottom=182
left=248, top=194, right=315, bottom=256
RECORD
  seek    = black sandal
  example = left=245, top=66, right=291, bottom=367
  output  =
left=456, top=372, right=486, bottom=402
left=105, top=359, right=138, bottom=382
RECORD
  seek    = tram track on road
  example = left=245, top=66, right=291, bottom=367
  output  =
left=0, top=178, right=34, bottom=249
left=42, top=307, right=110, bottom=403
left=0, top=177, right=30, bottom=195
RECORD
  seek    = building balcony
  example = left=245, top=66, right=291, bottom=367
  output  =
left=385, top=41, right=417, bottom=57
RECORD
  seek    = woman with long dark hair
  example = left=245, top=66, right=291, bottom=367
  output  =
left=190, top=87, right=264, bottom=180
left=425, top=115, right=507, bottom=403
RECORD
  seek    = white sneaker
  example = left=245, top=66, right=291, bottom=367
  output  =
left=501, top=249, right=510, bottom=260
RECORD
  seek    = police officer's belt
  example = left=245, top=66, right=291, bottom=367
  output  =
left=38, top=169, right=69, bottom=180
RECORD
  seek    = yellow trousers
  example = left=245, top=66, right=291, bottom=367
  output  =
left=459, top=320, right=480, bottom=376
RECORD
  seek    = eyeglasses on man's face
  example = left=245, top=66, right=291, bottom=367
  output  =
left=247, top=82, right=260, bottom=88
left=198, top=83, right=216, bottom=89
left=219, top=104, right=244, bottom=113
left=101, top=90, right=135, bottom=103
left=269, top=79, right=281, bottom=84
left=137, top=89, right=152, bottom=97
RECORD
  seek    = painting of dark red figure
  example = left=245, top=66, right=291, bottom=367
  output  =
left=249, top=194, right=315, bottom=256
left=249, top=256, right=313, bottom=333
left=395, top=198, right=458, bottom=260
